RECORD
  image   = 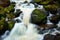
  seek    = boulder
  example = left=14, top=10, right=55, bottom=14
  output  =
left=31, top=9, right=47, bottom=25
left=44, top=34, right=55, bottom=40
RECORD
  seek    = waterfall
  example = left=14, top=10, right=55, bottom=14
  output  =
left=3, top=0, right=49, bottom=40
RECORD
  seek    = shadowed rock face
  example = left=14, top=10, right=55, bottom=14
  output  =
left=50, top=15, right=60, bottom=24
left=0, top=0, right=10, bottom=7
left=44, top=34, right=60, bottom=40
left=38, top=24, right=57, bottom=30
left=54, top=33, right=60, bottom=40
left=44, top=34, right=55, bottom=40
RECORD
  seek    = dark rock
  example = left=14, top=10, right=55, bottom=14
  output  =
left=44, top=34, right=55, bottom=40
left=39, top=24, right=57, bottom=30
left=54, top=33, right=60, bottom=40
left=44, top=4, right=58, bottom=14
left=49, top=29, right=55, bottom=33
left=49, top=10, right=57, bottom=14
left=39, top=29, right=49, bottom=34
left=57, top=8, right=60, bottom=14
left=10, top=2, right=16, bottom=4
left=16, top=19, right=21, bottom=23
left=50, top=15, right=60, bottom=24
left=39, top=24, right=47, bottom=29
left=0, top=0, right=10, bottom=7
left=15, top=9, right=22, bottom=17
left=56, top=27, right=60, bottom=31
left=46, top=24, right=57, bottom=29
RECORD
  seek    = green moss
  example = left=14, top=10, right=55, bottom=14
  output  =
left=31, top=9, right=47, bottom=24
left=0, top=3, right=15, bottom=31
left=0, top=17, right=8, bottom=30
left=40, top=0, right=51, bottom=5
left=34, top=0, right=42, bottom=3
left=44, top=4, right=59, bottom=11
left=8, top=21, right=15, bottom=30
left=34, top=0, right=52, bottom=5
left=4, top=4, right=15, bottom=13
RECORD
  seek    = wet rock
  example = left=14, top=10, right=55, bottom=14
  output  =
left=46, top=24, right=57, bottom=29
left=31, top=9, right=47, bottom=25
left=39, top=29, right=49, bottom=34
left=57, top=8, right=60, bottom=14
left=0, top=36, right=2, bottom=40
left=14, top=9, right=22, bottom=17
left=15, top=19, right=21, bottom=23
left=44, top=4, right=58, bottom=14
left=54, top=33, right=60, bottom=40
left=56, top=27, right=60, bottom=31
left=39, top=24, right=57, bottom=29
left=38, top=24, right=47, bottom=29
left=50, top=15, right=60, bottom=24
left=44, top=34, right=55, bottom=40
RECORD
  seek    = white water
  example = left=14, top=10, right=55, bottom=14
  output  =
left=2, top=0, right=60, bottom=40
left=47, top=13, right=53, bottom=24
left=3, top=0, right=46, bottom=40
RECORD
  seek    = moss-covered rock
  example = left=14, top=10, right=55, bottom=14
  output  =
left=34, top=0, right=52, bottom=5
left=31, top=9, right=47, bottom=24
left=44, top=4, right=58, bottom=11
left=0, top=3, right=15, bottom=34
left=44, top=4, right=59, bottom=14
left=8, top=21, right=15, bottom=30
left=0, top=17, right=8, bottom=35
left=4, top=4, right=15, bottom=13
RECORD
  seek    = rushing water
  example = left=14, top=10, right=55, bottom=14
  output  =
left=3, top=0, right=46, bottom=40
left=47, top=13, right=53, bottom=24
left=2, top=0, right=60, bottom=40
